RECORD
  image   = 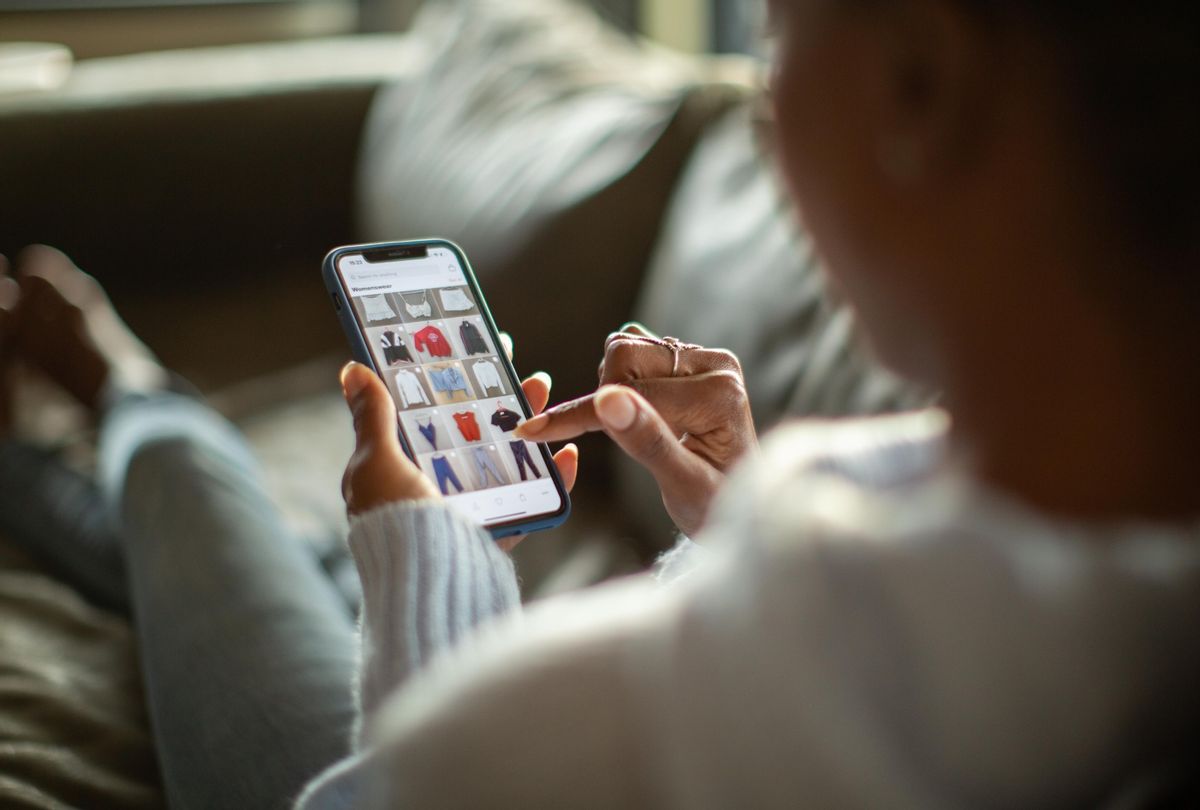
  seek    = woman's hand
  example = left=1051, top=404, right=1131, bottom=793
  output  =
left=340, top=350, right=579, bottom=551
left=340, top=361, right=441, bottom=509
left=516, top=325, right=756, bottom=536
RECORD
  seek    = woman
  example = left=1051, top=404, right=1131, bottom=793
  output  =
left=3, top=0, right=1198, bottom=806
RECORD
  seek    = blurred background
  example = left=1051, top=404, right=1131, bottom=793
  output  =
left=0, top=0, right=763, bottom=58
left=0, top=0, right=770, bottom=397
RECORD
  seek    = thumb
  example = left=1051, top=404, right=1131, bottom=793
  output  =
left=594, top=384, right=712, bottom=496
left=341, top=362, right=400, bottom=452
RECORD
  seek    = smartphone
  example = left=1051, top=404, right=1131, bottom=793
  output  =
left=323, top=238, right=570, bottom=538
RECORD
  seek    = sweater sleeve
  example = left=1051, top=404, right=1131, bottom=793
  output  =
left=296, top=501, right=520, bottom=809
left=348, top=501, right=521, bottom=736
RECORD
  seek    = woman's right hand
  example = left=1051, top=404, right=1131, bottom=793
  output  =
left=516, top=325, right=757, bottom=536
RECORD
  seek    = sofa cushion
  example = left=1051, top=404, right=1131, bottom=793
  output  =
left=358, top=0, right=751, bottom=400
left=359, top=0, right=697, bottom=260
left=0, top=539, right=163, bottom=809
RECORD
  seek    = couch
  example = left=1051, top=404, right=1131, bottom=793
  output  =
left=0, top=1, right=916, bottom=804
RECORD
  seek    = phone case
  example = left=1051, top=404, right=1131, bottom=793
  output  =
left=322, top=238, right=571, bottom=539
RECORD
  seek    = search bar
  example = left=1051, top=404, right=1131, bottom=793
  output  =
left=341, top=262, right=464, bottom=295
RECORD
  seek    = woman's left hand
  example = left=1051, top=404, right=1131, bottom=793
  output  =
left=340, top=351, right=579, bottom=551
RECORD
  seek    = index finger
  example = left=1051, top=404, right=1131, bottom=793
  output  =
left=520, top=372, right=553, bottom=414
left=514, top=392, right=603, bottom=441
left=606, top=321, right=658, bottom=349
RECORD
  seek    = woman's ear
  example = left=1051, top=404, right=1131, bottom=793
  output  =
left=869, top=0, right=993, bottom=184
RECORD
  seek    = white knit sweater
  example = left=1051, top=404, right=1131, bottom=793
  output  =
left=298, top=410, right=1200, bottom=808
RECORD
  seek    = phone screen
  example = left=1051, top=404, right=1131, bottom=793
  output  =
left=333, top=244, right=566, bottom=530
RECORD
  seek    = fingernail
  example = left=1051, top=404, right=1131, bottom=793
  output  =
left=516, top=413, right=547, bottom=437
left=595, top=385, right=636, bottom=431
left=340, top=362, right=368, bottom=398
left=531, top=371, right=552, bottom=388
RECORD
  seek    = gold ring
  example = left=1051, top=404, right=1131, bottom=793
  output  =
left=661, top=336, right=684, bottom=376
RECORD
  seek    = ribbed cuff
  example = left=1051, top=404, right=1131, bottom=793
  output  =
left=653, top=534, right=704, bottom=586
left=347, top=501, right=521, bottom=735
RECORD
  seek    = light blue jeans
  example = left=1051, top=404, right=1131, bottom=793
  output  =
left=0, top=391, right=358, bottom=809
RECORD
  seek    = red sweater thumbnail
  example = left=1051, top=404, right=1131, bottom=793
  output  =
left=413, top=325, right=452, bottom=357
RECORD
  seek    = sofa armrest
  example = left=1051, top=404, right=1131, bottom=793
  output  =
left=0, top=36, right=424, bottom=295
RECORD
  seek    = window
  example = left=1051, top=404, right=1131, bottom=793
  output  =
left=639, top=0, right=765, bottom=55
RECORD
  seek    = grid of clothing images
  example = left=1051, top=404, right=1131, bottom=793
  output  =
left=352, top=285, right=546, bottom=496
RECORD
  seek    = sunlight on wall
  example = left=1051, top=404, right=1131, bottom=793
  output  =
left=640, top=0, right=709, bottom=53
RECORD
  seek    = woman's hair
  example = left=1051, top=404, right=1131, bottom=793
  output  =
left=862, top=3, right=1200, bottom=276
left=1019, top=5, right=1199, bottom=276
